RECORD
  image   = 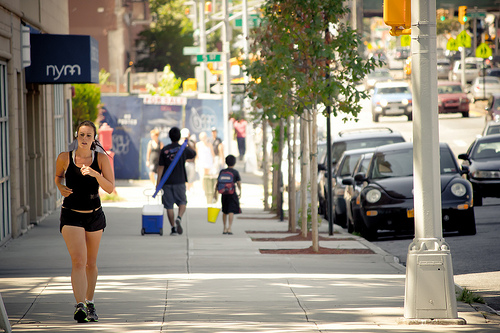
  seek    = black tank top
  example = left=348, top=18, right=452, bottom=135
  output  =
left=62, top=151, right=101, bottom=210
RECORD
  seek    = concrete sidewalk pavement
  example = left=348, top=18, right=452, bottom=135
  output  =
left=0, top=179, right=499, bottom=332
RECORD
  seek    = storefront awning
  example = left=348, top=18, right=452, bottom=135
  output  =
left=25, top=34, right=99, bottom=84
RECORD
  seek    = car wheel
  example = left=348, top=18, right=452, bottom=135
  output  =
left=372, top=113, right=379, bottom=122
left=459, top=209, right=476, bottom=236
left=474, top=192, right=483, bottom=206
left=407, top=113, right=413, bottom=121
left=462, top=111, right=469, bottom=118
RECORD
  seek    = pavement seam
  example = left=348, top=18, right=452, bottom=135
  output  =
left=14, top=281, right=49, bottom=326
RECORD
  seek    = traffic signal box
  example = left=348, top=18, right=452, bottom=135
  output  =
left=458, top=6, right=467, bottom=24
left=383, top=0, right=411, bottom=36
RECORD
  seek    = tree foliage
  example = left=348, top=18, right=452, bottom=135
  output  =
left=135, top=0, right=195, bottom=80
left=71, top=84, right=101, bottom=132
left=146, top=65, right=182, bottom=96
left=246, top=0, right=381, bottom=121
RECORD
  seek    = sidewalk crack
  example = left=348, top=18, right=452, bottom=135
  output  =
left=287, top=279, right=322, bottom=332
left=14, top=281, right=48, bottom=325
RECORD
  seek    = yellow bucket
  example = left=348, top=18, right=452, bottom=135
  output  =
left=207, top=207, right=220, bottom=223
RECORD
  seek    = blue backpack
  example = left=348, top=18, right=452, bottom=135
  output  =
left=217, top=170, right=235, bottom=194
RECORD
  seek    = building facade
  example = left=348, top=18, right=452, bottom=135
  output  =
left=0, top=1, right=73, bottom=246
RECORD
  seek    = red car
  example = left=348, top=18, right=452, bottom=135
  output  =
left=437, top=81, right=470, bottom=117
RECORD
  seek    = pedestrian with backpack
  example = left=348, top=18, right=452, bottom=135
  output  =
left=213, top=155, right=241, bottom=235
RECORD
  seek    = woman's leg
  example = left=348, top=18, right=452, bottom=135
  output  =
left=227, top=213, right=234, bottom=233
left=62, top=226, right=88, bottom=303
left=222, top=213, right=228, bottom=233
left=85, top=230, right=103, bottom=301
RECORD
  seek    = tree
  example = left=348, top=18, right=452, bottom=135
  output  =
left=246, top=0, right=380, bottom=251
left=146, top=65, right=182, bottom=96
left=135, top=0, right=195, bottom=80
left=71, top=84, right=101, bottom=132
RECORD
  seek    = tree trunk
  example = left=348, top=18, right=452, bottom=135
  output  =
left=310, top=108, right=319, bottom=252
left=287, top=116, right=296, bottom=232
left=278, top=119, right=285, bottom=220
left=262, top=118, right=270, bottom=211
left=300, top=113, right=309, bottom=238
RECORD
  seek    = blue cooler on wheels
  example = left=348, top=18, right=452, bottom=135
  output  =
left=141, top=189, right=164, bottom=236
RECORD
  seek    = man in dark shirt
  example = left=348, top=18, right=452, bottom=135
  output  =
left=157, top=127, right=197, bottom=235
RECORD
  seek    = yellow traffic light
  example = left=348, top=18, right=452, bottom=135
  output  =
left=458, top=6, right=467, bottom=24
left=383, top=0, right=411, bottom=36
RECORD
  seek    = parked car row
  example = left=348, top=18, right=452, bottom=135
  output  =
left=319, top=118, right=500, bottom=242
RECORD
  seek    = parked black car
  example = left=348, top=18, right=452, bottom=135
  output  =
left=458, top=134, right=500, bottom=206
left=343, top=152, right=374, bottom=234
left=320, top=148, right=375, bottom=228
left=317, top=128, right=406, bottom=223
left=349, top=142, right=475, bottom=240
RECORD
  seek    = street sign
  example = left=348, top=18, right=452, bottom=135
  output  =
left=468, top=12, right=486, bottom=18
left=235, top=14, right=260, bottom=27
left=196, top=53, right=222, bottom=62
left=183, top=46, right=200, bottom=55
left=446, top=38, right=458, bottom=51
left=401, top=35, right=411, bottom=47
left=456, top=30, right=471, bottom=48
left=231, top=83, right=246, bottom=94
left=476, top=43, right=492, bottom=59
left=210, top=82, right=222, bottom=94
left=209, top=82, right=246, bottom=94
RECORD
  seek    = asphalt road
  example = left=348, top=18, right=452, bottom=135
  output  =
left=373, top=197, right=500, bottom=312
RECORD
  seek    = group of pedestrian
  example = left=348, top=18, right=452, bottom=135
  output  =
left=55, top=121, right=241, bottom=323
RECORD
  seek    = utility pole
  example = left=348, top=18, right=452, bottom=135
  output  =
left=402, top=0, right=464, bottom=323
left=198, top=0, right=208, bottom=92
left=222, top=0, right=231, bottom=152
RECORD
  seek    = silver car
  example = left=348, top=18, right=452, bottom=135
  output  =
left=449, top=60, right=481, bottom=83
left=437, top=59, right=451, bottom=80
left=470, top=76, right=500, bottom=102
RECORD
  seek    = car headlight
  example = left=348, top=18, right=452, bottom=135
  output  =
left=366, top=189, right=381, bottom=203
left=402, top=99, right=409, bottom=106
left=460, top=97, right=469, bottom=104
left=380, top=100, right=388, bottom=107
left=472, top=170, right=500, bottom=178
left=451, top=183, right=467, bottom=197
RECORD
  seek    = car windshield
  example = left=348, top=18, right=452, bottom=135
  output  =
left=438, top=85, right=463, bottom=94
left=339, top=153, right=364, bottom=177
left=331, top=137, right=405, bottom=164
left=370, top=148, right=458, bottom=179
left=377, top=86, right=410, bottom=94
left=472, top=141, right=500, bottom=159
left=486, top=125, right=500, bottom=136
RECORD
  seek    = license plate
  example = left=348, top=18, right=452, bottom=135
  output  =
left=407, top=209, right=414, bottom=218
left=387, top=107, right=401, bottom=114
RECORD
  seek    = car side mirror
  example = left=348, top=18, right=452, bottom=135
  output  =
left=342, top=177, right=354, bottom=186
left=458, top=153, right=468, bottom=160
left=353, top=173, right=367, bottom=183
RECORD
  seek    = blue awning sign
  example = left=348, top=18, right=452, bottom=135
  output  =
left=25, top=34, right=99, bottom=84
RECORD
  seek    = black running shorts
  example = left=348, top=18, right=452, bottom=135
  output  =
left=60, top=207, right=106, bottom=233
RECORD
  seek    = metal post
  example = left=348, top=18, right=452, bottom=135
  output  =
left=326, top=107, right=333, bottom=235
left=222, top=0, right=231, bottom=153
left=402, top=0, right=464, bottom=323
left=460, top=25, right=466, bottom=88
left=199, top=0, right=207, bottom=92
left=473, top=7, right=478, bottom=56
